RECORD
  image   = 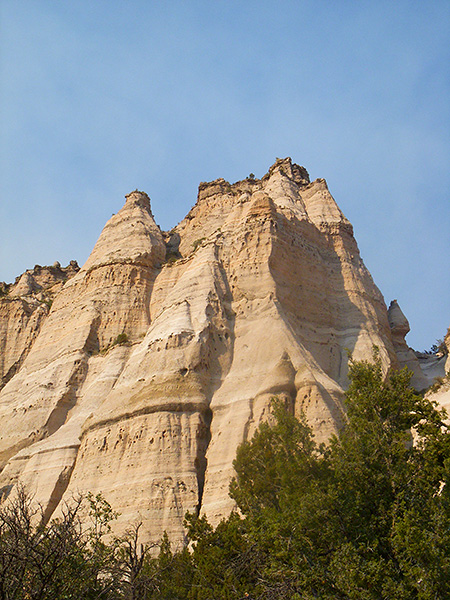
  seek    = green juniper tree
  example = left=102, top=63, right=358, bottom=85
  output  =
left=186, top=353, right=450, bottom=599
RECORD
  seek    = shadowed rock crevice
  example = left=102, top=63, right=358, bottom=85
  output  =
left=43, top=357, right=90, bottom=438
left=194, top=407, right=212, bottom=516
left=42, top=461, right=76, bottom=525
left=2, top=352, right=30, bottom=389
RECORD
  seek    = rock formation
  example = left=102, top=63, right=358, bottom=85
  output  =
left=387, top=300, right=428, bottom=390
left=0, top=158, right=430, bottom=543
left=0, top=261, right=79, bottom=388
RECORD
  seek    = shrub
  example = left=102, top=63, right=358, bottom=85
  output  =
left=429, top=371, right=450, bottom=394
left=192, top=238, right=206, bottom=252
left=165, top=251, right=181, bottom=264
left=113, top=332, right=128, bottom=346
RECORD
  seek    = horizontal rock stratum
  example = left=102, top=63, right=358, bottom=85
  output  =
left=0, top=158, right=434, bottom=543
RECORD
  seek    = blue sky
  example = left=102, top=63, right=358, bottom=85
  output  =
left=1, top=0, right=449, bottom=350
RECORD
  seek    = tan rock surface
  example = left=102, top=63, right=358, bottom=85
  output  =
left=413, top=325, right=450, bottom=397
left=427, top=380, right=450, bottom=421
left=0, top=160, right=402, bottom=543
left=427, top=327, right=450, bottom=418
left=0, top=192, right=164, bottom=516
left=0, top=262, right=79, bottom=388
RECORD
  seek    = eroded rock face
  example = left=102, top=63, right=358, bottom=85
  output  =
left=0, top=160, right=404, bottom=542
left=0, top=192, right=164, bottom=519
left=0, top=262, right=80, bottom=388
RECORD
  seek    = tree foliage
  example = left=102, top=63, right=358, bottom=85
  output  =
left=186, top=354, right=450, bottom=599
left=0, top=490, right=193, bottom=600
left=1, top=354, right=449, bottom=599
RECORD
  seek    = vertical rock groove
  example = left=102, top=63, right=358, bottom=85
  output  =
left=195, top=407, right=212, bottom=516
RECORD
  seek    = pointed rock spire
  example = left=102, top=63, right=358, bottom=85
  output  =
left=388, top=299, right=427, bottom=390
left=388, top=299, right=410, bottom=341
left=82, top=190, right=165, bottom=272
left=266, top=157, right=310, bottom=185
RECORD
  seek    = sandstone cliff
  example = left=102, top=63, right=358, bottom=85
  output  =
left=0, top=159, right=425, bottom=543
left=0, top=261, right=79, bottom=388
